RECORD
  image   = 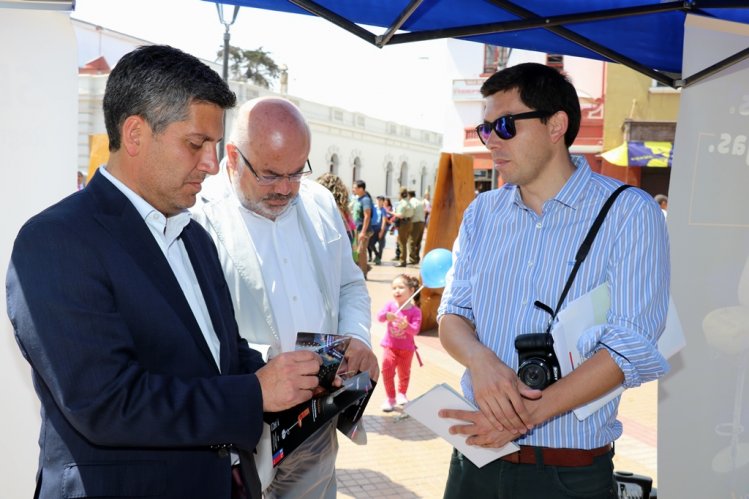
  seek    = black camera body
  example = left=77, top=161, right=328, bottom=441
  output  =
left=515, top=333, right=561, bottom=390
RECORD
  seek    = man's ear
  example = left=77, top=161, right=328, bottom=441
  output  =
left=121, top=115, right=146, bottom=156
left=547, top=111, right=569, bottom=145
left=225, top=143, right=239, bottom=176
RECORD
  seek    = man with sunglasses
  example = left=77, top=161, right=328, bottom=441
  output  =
left=192, top=96, right=378, bottom=498
left=437, top=63, right=670, bottom=498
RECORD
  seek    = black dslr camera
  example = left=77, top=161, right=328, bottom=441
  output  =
left=515, top=333, right=561, bottom=390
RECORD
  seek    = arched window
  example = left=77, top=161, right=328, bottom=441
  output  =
left=399, top=161, right=409, bottom=189
left=385, top=162, right=394, bottom=197
left=352, top=157, right=362, bottom=184
left=329, top=153, right=339, bottom=175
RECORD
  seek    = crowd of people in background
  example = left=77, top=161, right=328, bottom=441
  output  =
left=315, top=175, right=433, bottom=272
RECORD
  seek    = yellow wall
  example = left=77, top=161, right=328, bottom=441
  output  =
left=603, top=64, right=681, bottom=150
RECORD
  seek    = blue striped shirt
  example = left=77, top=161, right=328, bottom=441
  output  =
left=438, top=156, right=670, bottom=449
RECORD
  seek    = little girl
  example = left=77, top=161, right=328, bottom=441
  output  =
left=377, top=274, right=423, bottom=412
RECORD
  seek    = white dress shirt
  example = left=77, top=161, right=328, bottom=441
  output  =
left=238, top=199, right=326, bottom=354
left=99, top=166, right=221, bottom=370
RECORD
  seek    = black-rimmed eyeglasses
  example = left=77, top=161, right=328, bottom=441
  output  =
left=475, top=110, right=552, bottom=145
left=235, top=148, right=312, bottom=186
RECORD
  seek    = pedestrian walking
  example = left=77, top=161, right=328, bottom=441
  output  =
left=407, top=190, right=426, bottom=264
left=369, top=195, right=388, bottom=264
left=394, top=189, right=414, bottom=267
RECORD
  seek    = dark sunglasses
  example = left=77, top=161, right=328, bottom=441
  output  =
left=475, top=110, right=552, bottom=145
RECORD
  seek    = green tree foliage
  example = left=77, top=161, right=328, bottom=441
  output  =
left=216, top=45, right=280, bottom=88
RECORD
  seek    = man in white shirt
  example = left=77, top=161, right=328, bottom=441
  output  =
left=193, top=97, right=379, bottom=498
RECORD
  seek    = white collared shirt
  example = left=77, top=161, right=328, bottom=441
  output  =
left=237, top=198, right=326, bottom=353
left=99, top=166, right=222, bottom=370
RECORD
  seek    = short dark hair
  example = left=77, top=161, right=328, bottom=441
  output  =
left=103, top=45, right=236, bottom=151
left=480, top=63, right=581, bottom=148
left=408, top=190, right=416, bottom=197
left=354, top=180, right=366, bottom=190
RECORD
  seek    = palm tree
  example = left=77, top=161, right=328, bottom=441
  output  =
left=217, top=45, right=281, bottom=88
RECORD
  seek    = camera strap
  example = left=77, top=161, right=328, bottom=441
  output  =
left=538, top=184, right=632, bottom=333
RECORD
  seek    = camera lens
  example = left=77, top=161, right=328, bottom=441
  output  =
left=518, top=358, right=551, bottom=390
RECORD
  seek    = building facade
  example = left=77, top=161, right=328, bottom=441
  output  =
left=441, top=39, right=606, bottom=192
left=74, top=19, right=442, bottom=199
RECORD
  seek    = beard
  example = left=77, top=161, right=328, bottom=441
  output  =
left=236, top=187, right=295, bottom=220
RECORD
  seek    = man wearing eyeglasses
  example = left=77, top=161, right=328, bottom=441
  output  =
left=192, top=96, right=378, bottom=498
left=437, top=63, right=670, bottom=498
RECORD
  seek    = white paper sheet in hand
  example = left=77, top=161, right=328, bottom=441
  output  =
left=552, top=283, right=686, bottom=420
left=403, top=383, right=519, bottom=467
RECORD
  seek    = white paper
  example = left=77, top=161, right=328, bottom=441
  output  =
left=403, top=383, right=519, bottom=467
left=552, top=283, right=686, bottom=420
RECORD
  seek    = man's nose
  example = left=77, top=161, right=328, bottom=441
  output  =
left=272, top=176, right=294, bottom=194
left=198, top=144, right=220, bottom=175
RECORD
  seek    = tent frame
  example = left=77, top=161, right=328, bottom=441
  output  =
left=286, top=0, right=749, bottom=88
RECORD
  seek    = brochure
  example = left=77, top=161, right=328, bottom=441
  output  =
left=404, top=383, right=519, bottom=468
left=263, top=333, right=373, bottom=467
left=295, top=332, right=351, bottom=391
left=551, top=283, right=686, bottom=420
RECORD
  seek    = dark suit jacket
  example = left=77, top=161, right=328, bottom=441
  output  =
left=6, top=171, right=266, bottom=498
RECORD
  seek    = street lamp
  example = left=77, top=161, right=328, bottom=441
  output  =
left=216, top=3, right=240, bottom=161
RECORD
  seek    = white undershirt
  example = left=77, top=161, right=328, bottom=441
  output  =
left=99, top=166, right=222, bottom=370
left=238, top=199, right=326, bottom=353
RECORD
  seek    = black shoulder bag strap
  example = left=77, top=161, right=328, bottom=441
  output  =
left=537, top=184, right=632, bottom=333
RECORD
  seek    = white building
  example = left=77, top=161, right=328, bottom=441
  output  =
left=74, top=19, right=442, bottom=198
left=441, top=39, right=606, bottom=191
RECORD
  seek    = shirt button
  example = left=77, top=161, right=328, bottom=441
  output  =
left=521, top=299, right=528, bottom=305
left=528, top=261, right=534, bottom=267
left=292, top=296, right=298, bottom=301
left=536, top=222, right=542, bottom=229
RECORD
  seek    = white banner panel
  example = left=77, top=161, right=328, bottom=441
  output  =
left=0, top=9, right=77, bottom=498
left=659, top=14, right=749, bottom=498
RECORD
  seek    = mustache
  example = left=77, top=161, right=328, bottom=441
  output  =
left=263, top=193, right=293, bottom=202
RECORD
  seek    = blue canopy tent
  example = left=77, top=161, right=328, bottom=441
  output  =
left=207, top=1, right=749, bottom=88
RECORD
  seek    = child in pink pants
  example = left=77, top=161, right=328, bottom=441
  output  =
left=377, top=274, right=422, bottom=412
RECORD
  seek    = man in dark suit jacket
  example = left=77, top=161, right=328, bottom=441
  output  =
left=6, top=45, right=321, bottom=499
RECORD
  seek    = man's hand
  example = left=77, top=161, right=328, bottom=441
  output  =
left=439, top=408, right=517, bottom=449
left=469, top=349, right=542, bottom=434
left=338, top=338, right=380, bottom=382
left=255, top=350, right=321, bottom=412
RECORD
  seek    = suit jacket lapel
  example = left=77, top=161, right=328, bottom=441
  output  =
left=181, top=223, right=233, bottom=373
left=88, top=172, right=219, bottom=371
left=295, top=191, right=337, bottom=333
left=203, top=198, right=278, bottom=336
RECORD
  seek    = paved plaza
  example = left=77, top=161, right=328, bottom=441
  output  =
left=334, top=241, right=658, bottom=498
